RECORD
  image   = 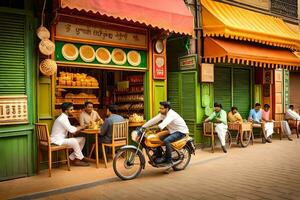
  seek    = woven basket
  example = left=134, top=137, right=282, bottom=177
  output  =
left=36, top=26, right=50, bottom=40
left=39, top=39, right=55, bottom=55
left=39, top=59, right=57, bottom=76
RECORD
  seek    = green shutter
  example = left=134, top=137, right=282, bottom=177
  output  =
left=181, top=72, right=196, bottom=119
left=233, top=69, right=251, bottom=119
left=181, top=72, right=196, bottom=135
left=0, top=13, right=26, bottom=95
left=214, top=67, right=231, bottom=112
left=167, top=72, right=181, bottom=114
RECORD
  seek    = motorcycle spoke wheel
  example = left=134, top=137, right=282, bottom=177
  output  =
left=113, top=149, right=143, bottom=180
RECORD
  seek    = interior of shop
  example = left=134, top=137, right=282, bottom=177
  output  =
left=55, top=67, right=145, bottom=125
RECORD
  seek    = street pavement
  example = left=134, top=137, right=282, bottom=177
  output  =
left=3, top=135, right=300, bottom=200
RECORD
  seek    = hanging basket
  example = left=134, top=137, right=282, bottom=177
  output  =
left=36, top=26, right=50, bottom=40
left=39, top=59, right=57, bottom=76
left=39, top=39, right=55, bottom=56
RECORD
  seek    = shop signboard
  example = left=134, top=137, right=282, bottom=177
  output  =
left=56, top=19, right=148, bottom=49
left=179, top=54, right=197, bottom=71
left=153, top=55, right=166, bottom=80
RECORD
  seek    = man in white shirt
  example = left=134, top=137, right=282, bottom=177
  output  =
left=286, top=105, right=300, bottom=120
left=142, top=101, right=189, bottom=165
left=51, top=102, right=89, bottom=166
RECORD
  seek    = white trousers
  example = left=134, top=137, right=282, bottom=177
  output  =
left=215, top=123, right=228, bottom=146
left=61, top=137, right=85, bottom=160
left=264, top=122, right=274, bottom=137
left=281, top=121, right=291, bottom=137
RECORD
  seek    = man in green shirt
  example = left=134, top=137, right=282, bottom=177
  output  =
left=204, top=102, right=228, bottom=153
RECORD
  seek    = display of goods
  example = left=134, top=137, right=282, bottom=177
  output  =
left=58, top=72, right=99, bottom=87
left=39, top=39, right=55, bottom=56
left=129, top=113, right=144, bottom=123
left=96, top=47, right=111, bottom=64
left=127, top=50, right=141, bottom=66
left=62, top=43, right=79, bottom=61
left=79, top=45, right=95, bottom=62
left=111, top=48, right=126, bottom=65
left=117, top=95, right=144, bottom=102
left=65, top=93, right=75, bottom=98
left=129, top=75, right=143, bottom=83
left=118, top=104, right=131, bottom=110
left=36, top=26, right=50, bottom=40
left=39, top=59, right=57, bottom=76
left=129, top=86, right=144, bottom=92
left=131, top=103, right=144, bottom=110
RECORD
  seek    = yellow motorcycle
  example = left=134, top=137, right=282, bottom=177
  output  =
left=113, top=127, right=195, bottom=180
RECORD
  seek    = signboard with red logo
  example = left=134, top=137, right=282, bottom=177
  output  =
left=153, top=55, right=166, bottom=79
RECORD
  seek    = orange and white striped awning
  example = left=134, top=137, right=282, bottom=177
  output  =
left=204, top=37, right=300, bottom=70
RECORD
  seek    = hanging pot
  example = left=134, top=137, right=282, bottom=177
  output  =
left=39, top=59, right=57, bottom=76
left=36, top=25, right=50, bottom=40
left=39, top=39, right=55, bottom=55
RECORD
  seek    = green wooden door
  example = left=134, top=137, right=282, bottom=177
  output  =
left=0, top=13, right=26, bottom=94
left=233, top=69, right=251, bottom=119
left=214, top=67, right=231, bottom=112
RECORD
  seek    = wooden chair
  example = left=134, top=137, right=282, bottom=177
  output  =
left=251, top=122, right=268, bottom=143
left=287, top=119, right=299, bottom=138
left=102, top=120, right=129, bottom=168
left=36, top=123, right=70, bottom=177
left=203, top=122, right=232, bottom=153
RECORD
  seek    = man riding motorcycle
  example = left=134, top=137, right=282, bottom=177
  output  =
left=142, top=101, right=189, bottom=166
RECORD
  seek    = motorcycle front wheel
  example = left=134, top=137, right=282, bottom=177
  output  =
left=113, top=148, right=143, bottom=180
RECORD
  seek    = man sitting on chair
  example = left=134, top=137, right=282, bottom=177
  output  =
left=228, top=106, right=243, bottom=124
left=79, top=101, right=103, bottom=128
left=100, top=104, right=124, bottom=143
left=286, top=105, right=300, bottom=120
left=204, top=102, right=228, bottom=153
left=51, top=102, right=89, bottom=166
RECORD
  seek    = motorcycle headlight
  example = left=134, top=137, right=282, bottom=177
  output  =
left=131, top=130, right=140, bottom=142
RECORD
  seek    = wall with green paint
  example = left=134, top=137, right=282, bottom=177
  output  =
left=153, top=80, right=167, bottom=115
left=0, top=1, right=37, bottom=181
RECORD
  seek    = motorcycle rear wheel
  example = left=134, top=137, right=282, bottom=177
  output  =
left=172, top=146, right=191, bottom=171
left=113, top=148, right=143, bottom=180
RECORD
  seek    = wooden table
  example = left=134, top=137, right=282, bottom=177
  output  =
left=81, top=129, right=99, bottom=168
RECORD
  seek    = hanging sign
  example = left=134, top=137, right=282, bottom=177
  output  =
left=263, top=69, right=273, bottom=84
left=201, top=63, right=214, bottom=82
left=153, top=55, right=166, bottom=80
left=56, top=21, right=147, bottom=49
left=179, top=54, right=197, bottom=70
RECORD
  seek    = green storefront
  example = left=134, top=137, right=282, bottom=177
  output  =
left=0, top=1, right=37, bottom=181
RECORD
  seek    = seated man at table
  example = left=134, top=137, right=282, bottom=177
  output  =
left=248, top=103, right=262, bottom=126
left=51, top=102, right=89, bottom=166
left=228, top=106, right=243, bottom=124
left=286, top=105, right=300, bottom=120
left=248, top=103, right=272, bottom=143
left=204, top=102, right=228, bottom=153
left=261, top=104, right=275, bottom=143
left=79, top=101, right=103, bottom=128
left=99, top=104, right=125, bottom=143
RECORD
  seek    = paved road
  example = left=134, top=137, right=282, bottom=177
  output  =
left=14, top=137, right=300, bottom=200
